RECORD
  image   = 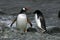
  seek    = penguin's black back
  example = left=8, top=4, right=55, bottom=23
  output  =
left=40, top=16, right=46, bottom=30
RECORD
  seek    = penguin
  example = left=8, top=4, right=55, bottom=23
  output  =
left=33, top=10, right=47, bottom=33
left=58, top=11, right=60, bottom=18
left=10, top=8, right=32, bottom=33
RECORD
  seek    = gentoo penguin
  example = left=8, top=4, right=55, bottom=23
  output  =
left=10, top=8, right=32, bottom=33
left=58, top=11, right=60, bottom=18
left=33, top=10, right=47, bottom=33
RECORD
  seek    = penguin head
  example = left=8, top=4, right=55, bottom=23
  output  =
left=33, top=10, right=43, bottom=16
left=20, top=7, right=29, bottom=13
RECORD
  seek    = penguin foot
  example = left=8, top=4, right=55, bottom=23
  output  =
left=24, top=29, right=27, bottom=33
left=42, top=30, right=46, bottom=33
left=41, top=29, right=47, bottom=33
left=42, top=29, right=48, bottom=34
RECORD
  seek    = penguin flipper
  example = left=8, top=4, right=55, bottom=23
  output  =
left=10, top=18, right=17, bottom=27
left=27, top=18, right=32, bottom=27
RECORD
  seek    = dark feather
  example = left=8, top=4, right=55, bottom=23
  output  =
left=39, top=16, right=46, bottom=30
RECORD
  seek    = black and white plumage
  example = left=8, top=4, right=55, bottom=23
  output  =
left=33, top=10, right=47, bottom=32
left=10, top=8, right=32, bottom=33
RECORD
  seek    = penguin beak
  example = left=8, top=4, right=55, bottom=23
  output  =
left=25, top=8, right=28, bottom=10
left=25, top=7, right=31, bottom=11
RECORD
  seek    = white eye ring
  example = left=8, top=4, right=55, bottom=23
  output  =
left=23, top=8, right=25, bottom=10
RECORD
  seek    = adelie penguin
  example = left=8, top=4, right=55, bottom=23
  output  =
left=33, top=10, right=47, bottom=33
left=10, top=8, right=32, bottom=33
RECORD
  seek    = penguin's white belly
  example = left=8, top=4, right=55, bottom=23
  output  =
left=35, top=14, right=41, bottom=28
left=16, top=14, right=27, bottom=31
